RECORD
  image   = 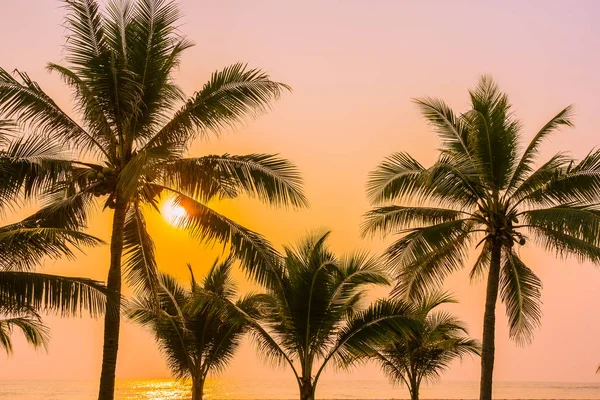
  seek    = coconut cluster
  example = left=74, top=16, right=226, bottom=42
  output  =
left=87, top=167, right=118, bottom=197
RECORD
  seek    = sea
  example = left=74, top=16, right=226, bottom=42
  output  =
left=0, top=379, right=599, bottom=400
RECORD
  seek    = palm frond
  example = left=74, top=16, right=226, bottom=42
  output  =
left=169, top=192, right=280, bottom=286
left=521, top=205, right=600, bottom=248
left=366, top=152, right=482, bottom=208
left=0, top=135, right=74, bottom=206
left=0, top=67, right=107, bottom=156
left=159, top=154, right=307, bottom=207
left=413, top=97, right=472, bottom=161
left=510, top=153, right=571, bottom=204
left=527, top=224, right=600, bottom=263
left=126, top=0, right=192, bottom=139
left=0, top=315, right=50, bottom=355
left=326, top=299, right=415, bottom=372
left=0, top=271, right=107, bottom=317
left=362, top=205, right=465, bottom=237
left=466, top=75, right=520, bottom=190
left=46, top=63, right=114, bottom=152
left=387, top=220, right=475, bottom=299
left=521, top=149, right=600, bottom=206
left=0, top=224, right=102, bottom=271
left=62, top=0, right=107, bottom=70
left=366, top=152, right=427, bottom=204
left=507, top=106, right=574, bottom=193
left=469, top=241, right=491, bottom=282
left=23, top=190, right=96, bottom=231
left=122, top=204, right=159, bottom=295
left=500, top=250, right=542, bottom=345
left=143, top=63, right=290, bottom=150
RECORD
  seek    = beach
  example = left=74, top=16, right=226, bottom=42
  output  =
left=1, top=379, right=599, bottom=400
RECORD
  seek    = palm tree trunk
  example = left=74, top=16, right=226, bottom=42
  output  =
left=191, top=377, right=204, bottom=400
left=409, top=377, right=419, bottom=400
left=98, top=203, right=128, bottom=400
left=479, top=240, right=502, bottom=400
left=299, top=378, right=315, bottom=400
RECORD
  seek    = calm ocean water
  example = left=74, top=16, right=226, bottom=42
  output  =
left=0, top=379, right=599, bottom=399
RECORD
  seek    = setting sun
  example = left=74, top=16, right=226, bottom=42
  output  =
left=161, top=198, right=187, bottom=226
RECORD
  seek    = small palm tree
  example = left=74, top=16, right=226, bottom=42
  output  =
left=0, top=1, right=306, bottom=397
left=128, top=258, right=262, bottom=400
left=372, top=292, right=480, bottom=400
left=364, top=76, right=600, bottom=400
left=244, top=231, right=415, bottom=400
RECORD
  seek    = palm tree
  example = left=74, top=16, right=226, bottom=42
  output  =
left=0, top=124, right=109, bottom=356
left=363, top=76, right=600, bottom=400
left=371, top=292, right=480, bottom=400
left=244, top=231, right=415, bottom=400
left=0, top=1, right=306, bottom=398
left=128, top=258, right=263, bottom=400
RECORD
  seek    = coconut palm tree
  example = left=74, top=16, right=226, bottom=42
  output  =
left=0, top=124, right=109, bottom=356
left=243, top=231, right=415, bottom=400
left=128, top=257, right=263, bottom=400
left=371, top=292, right=480, bottom=400
left=363, top=76, right=600, bottom=400
left=0, top=1, right=306, bottom=397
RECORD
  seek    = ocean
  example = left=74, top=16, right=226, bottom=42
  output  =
left=0, top=379, right=599, bottom=399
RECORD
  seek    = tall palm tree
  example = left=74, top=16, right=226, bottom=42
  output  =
left=244, top=231, right=415, bottom=400
left=0, top=124, right=109, bottom=356
left=0, top=1, right=306, bottom=398
left=363, top=76, right=600, bottom=400
left=371, top=292, right=480, bottom=400
left=128, top=258, right=263, bottom=400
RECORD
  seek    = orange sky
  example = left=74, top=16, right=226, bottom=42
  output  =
left=1, top=0, right=600, bottom=384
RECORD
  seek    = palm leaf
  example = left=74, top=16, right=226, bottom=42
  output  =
left=507, top=106, right=574, bottom=193
left=500, top=250, right=542, bottom=345
left=362, top=205, right=465, bottom=237
left=0, top=315, right=50, bottom=355
left=122, top=204, right=159, bottom=295
left=168, top=192, right=280, bottom=286
left=0, top=271, right=108, bottom=317
left=0, top=67, right=106, bottom=156
left=143, top=63, right=290, bottom=150
left=159, top=154, right=307, bottom=207
left=0, top=224, right=102, bottom=271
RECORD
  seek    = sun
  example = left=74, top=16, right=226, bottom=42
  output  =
left=161, top=198, right=187, bottom=226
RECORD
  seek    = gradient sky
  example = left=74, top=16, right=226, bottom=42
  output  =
left=1, top=0, right=600, bottom=385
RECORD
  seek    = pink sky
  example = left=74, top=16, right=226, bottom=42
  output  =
left=1, top=0, right=600, bottom=384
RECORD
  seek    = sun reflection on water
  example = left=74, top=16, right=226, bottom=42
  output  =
left=117, top=379, right=227, bottom=399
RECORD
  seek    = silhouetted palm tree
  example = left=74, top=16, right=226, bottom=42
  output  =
left=364, top=76, right=600, bottom=400
left=0, top=1, right=306, bottom=398
left=128, top=258, right=263, bottom=400
left=372, top=292, right=480, bottom=400
left=244, top=231, right=415, bottom=400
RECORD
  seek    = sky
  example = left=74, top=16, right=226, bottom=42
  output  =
left=1, top=0, right=600, bottom=386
